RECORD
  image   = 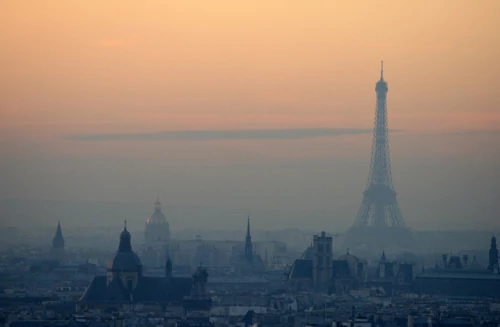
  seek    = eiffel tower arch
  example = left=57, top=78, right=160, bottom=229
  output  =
left=343, top=62, right=413, bottom=252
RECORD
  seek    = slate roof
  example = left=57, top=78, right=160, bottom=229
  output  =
left=288, top=259, right=355, bottom=280
left=398, top=263, right=414, bottom=283
left=418, top=270, right=500, bottom=280
left=332, top=260, right=352, bottom=279
left=79, top=275, right=192, bottom=304
left=231, top=254, right=266, bottom=273
left=288, top=259, right=313, bottom=279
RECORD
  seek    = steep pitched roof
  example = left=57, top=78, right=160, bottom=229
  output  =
left=288, top=259, right=312, bottom=279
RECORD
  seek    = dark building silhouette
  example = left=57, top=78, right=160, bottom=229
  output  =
left=367, top=251, right=415, bottom=296
left=183, top=266, right=212, bottom=315
left=415, top=236, right=500, bottom=297
left=488, top=236, right=499, bottom=272
left=50, top=221, right=65, bottom=260
left=79, top=222, right=192, bottom=311
left=230, top=217, right=265, bottom=275
left=344, top=62, right=412, bottom=251
left=312, top=231, right=333, bottom=292
left=244, top=217, right=253, bottom=260
left=286, top=232, right=366, bottom=294
left=52, top=221, right=65, bottom=249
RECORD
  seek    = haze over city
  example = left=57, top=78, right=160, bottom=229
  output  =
left=1, top=1, right=499, bottom=232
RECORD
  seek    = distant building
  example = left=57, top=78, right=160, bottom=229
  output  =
left=415, top=236, right=500, bottom=297
left=488, top=236, right=499, bottom=272
left=143, top=194, right=171, bottom=267
left=144, top=194, right=171, bottom=248
left=78, top=222, right=193, bottom=312
left=50, top=221, right=65, bottom=261
left=230, top=217, right=266, bottom=275
left=312, top=231, right=333, bottom=292
left=286, top=232, right=366, bottom=294
left=367, top=251, right=415, bottom=296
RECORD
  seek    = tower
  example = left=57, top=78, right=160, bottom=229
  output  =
left=52, top=221, right=65, bottom=250
left=165, top=254, right=172, bottom=279
left=488, top=236, right=499, bottom=272
left=51, top=221, right=65, bottom=260
left=244, top=216, right=253, bottom=259
left=344, top=62, right=411, bottom=251
left=312, top=231, right=333, bottom=293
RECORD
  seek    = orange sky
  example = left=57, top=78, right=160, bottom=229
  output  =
left=1, top=1, right=500, bottom=230
left=2, top=0, right=499, bottom=135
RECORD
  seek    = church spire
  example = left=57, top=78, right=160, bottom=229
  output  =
left=52, top=221, right=65, bottom=249
left=380, top=250, right=387, bottom=262
left=380, top=60, right=384, bottom=80
left=244, top=216, right=253, bottom=258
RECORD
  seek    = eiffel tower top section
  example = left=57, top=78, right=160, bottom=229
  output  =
left=376, top=61, right=388, bottom=93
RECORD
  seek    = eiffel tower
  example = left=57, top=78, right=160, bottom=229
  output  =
left=344, top=62, right=412, bottom=251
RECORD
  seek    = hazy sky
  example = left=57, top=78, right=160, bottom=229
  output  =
left=1, top=1, right=499, bottom=231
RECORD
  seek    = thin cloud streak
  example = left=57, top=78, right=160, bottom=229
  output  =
left=63, top=128, right=377, bottom=141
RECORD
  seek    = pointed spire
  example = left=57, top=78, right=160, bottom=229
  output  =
left=381, top=250, right=387, bottom=262
left=154, top=193, right=161, bottom=211
left=380, top=60, right=384, bottom=80
left=246, top=216, right=251, bottom=238
left=244, top=215, right=253, bottom=258
left=52, top=221, right=65, bottom=249
left=165, top=252, right=172, bottom=278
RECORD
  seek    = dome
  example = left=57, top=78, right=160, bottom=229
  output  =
left=147, top=210, right=168, bottom=224
left=110, top=251, right=142, bottom=271
left=120, top=227, right=131, bottom=241
left=109, top=223, right=142, bottom=272
left=146, top=196, right=168, bottom=225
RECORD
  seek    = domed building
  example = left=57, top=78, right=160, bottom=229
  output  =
left=107, top=222, right=143, bottom=288
left=79, top=222, right=195, bottom=312
left=145, top=195, right=171, bottom=248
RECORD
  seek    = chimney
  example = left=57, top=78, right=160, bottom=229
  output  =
left=442, top=254, right=448, bottom=268
left=408, top=315, right=414, bottom=327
